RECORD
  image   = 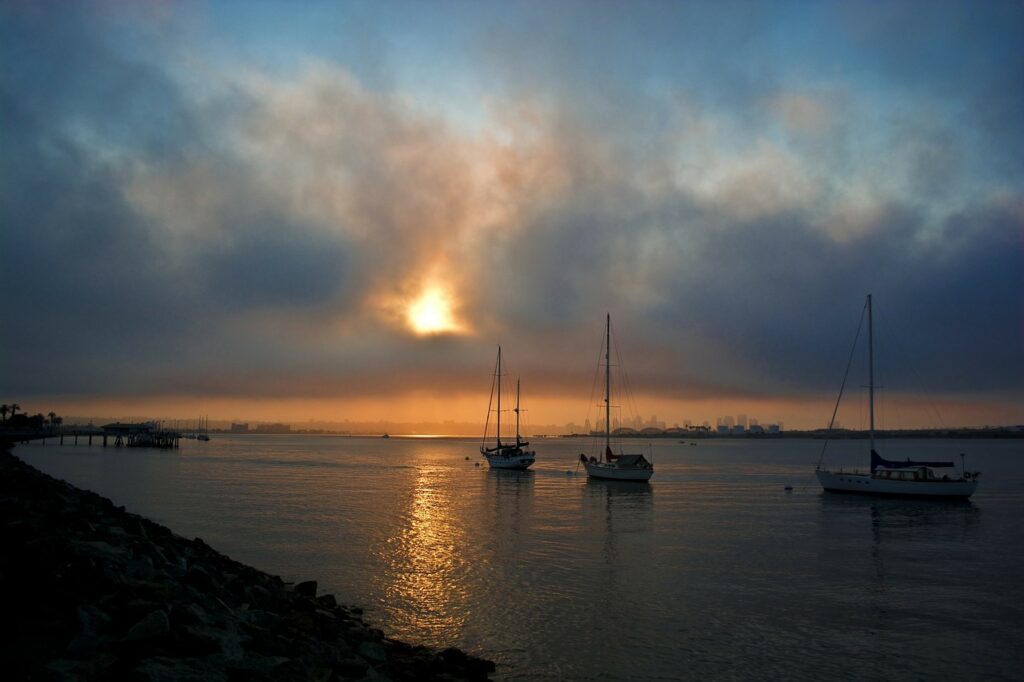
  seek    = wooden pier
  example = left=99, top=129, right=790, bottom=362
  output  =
left=1, top=422, right=181, bottom=450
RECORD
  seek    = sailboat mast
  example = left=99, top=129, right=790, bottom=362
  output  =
left=515, top=378, right=521, bottom=447
left=867, top=294, right=875, bottom=454
left=496, top=346, right=502, bottom=448
left=605, top=313, right=611, bottom=459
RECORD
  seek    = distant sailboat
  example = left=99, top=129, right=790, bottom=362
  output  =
left=480, top=347, right=536, bottom=470
left=578, top=314, right=653, bottom=482
left=815, top=295, right=978, bottom=498
left=196, top=415, right=210, bottom=441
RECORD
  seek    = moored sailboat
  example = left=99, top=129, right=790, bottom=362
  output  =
left=579, top=314, right=653, bottom=482
left=815, top=295, right=979, bottom=499
left=480, top=347, right=536, bottom=470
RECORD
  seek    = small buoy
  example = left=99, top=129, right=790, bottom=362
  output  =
left=475, top=462, right=480, bottom=467
left=566, top=470, right=573, bottom=475
left=465, top=456, right=470, bottom=460
left=784, top=485, right=793, bottom=492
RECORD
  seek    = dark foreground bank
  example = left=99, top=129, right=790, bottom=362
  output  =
left=0, top=448, right=494, bottom=681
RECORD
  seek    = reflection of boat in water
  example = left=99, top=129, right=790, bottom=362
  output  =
left=820, top=492, right=977, bottom=517
left=579, top=315, right=653, bottom=482
left=585, top=477, right=652, bottom=500
left=819, top=493, right=980, bottom=544
left=479, top=347, right=536, bottom=470
left=815, top=295, right=979, bottom=499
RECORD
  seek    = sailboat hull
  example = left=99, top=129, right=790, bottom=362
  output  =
left=584, top=460, right=653, bottom=482
left=816, top=470, right=977, bottom=499
left=485, top=456, right=535, bottom=470
left=481, top=447, right=535, bottom=470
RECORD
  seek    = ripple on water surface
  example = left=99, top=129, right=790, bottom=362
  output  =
left=19, top=436, right=1024, bottom=680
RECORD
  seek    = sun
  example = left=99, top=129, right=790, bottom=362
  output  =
left=407, top=286, right=461, bottom=335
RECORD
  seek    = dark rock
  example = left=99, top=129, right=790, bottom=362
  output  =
left=333, top=658, right=369, bottom=678
left=185, top=564, right=216, bottom=591
left=127, top=554, right=157, bottom=580
left=168, top=626, right=222, bottom=657
left=316, top=593, right=337, bottom=609
left=71, top=539, right=131, bottom=564
left=244, top=584, right=277, bottom=610
left=241, top=625, right=295, bottom=658
left=126, top=609, right=171, bottom=642
left=359, top=639, right=387, bottom=663
left=136, top=655, right=225, bottom=681
left=294, top=580, right=318, bottom=598
left=168, top=603, right=204, bottom=633
left=65, top=632, right=103, bottom=659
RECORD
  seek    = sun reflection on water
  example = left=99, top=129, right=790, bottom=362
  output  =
left=377, top=463, right=469, bottom=643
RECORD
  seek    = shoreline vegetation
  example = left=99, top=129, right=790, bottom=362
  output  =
left=0, top=447, right=494, bottom=681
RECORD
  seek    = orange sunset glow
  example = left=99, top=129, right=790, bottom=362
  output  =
left=407, top=285, right=464, bottom=336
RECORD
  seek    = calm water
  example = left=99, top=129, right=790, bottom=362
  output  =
left=19, top=436, right=1024, bottom=680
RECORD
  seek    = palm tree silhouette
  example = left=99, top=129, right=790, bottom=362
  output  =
left=47, top=411, right=57, bottom=426
left=0, top=405, right=8, bottom=423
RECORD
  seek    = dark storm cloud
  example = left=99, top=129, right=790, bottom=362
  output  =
left=469, top=173, right=1022, bottom=400
left=648, top=201, right=1023, bottom=396
left=0, top=4, right=357, bottom=397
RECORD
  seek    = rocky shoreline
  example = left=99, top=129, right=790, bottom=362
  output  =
left=0, top=448, right=494, bottom=680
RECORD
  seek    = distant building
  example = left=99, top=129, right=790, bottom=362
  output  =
left=749, top=424, right=765, bottom=435
left=731, top=424, right=745, bottom=435
left=768, top=424, right=781, bottom=434
left=230, top=422, right=249, bottom=433
left=717, top=425, right=730, bottom=435
left=254, top=422, right=291, bottom=434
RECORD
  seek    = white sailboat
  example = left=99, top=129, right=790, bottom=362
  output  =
left=480, top=347, right=536, bottom=470
left=578, top=314, right=654, bottom=482
left=815, top=295, right=979, bottom=499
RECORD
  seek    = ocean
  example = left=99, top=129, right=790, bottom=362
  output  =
left=19, top=435, right=1024, bottom=680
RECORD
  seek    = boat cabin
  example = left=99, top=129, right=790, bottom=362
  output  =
left=872, top=466, right=952, bottom=482
left=612, top=454, right=652, bottom=469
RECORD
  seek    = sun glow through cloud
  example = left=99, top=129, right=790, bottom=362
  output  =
left=407, top=286, right=462, bottom=336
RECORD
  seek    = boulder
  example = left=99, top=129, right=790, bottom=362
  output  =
left=126, top=610, right=170, bottom=642
left=294, top=580, right=318, bottom=598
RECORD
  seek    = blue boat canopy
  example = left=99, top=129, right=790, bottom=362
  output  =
left=870, top=450, right=954, bottom=471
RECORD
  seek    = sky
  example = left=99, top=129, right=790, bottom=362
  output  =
left=1, top=0, right=1022, bottom=430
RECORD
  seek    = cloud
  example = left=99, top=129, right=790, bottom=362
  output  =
left=1, top=2, right=1021, bottom=427
left=770, top=93, right=835, bottom=137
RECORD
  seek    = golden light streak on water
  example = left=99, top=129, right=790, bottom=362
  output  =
left=379, top=463, right=469, bottom=641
